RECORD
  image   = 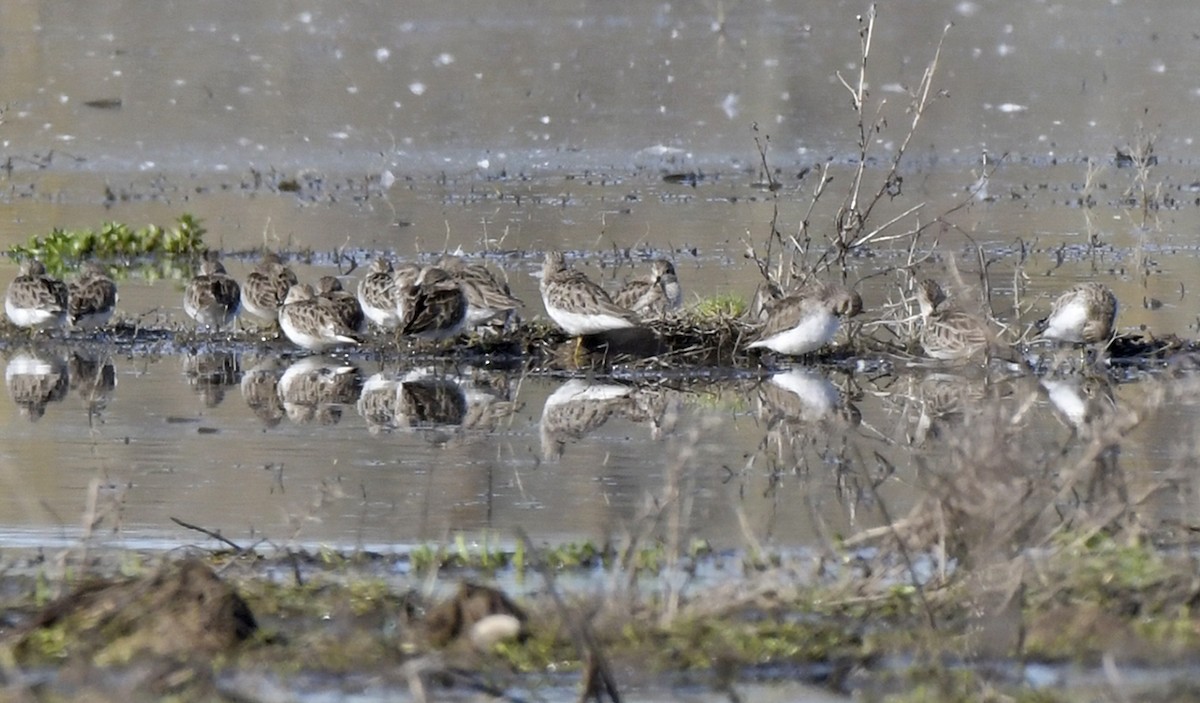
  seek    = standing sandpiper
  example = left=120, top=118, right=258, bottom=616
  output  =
left=5, top=260, right=69, bottom=331
left=539, top=251, right=641, bottom=336
left=401, top=267, right=468, bottom=342
left=614, top=259, right=683, bottom=320
left=184, top=253, right=241, bottom=331
left=746, top=282, right=861, bottom=356
left=68, top=262, right=118, bottom=330
left=357, top=258, right=404, bottom=330
left=240, top=251, right=297, bottom=323
left=1037, top=282, right=1117, bottom=346
left=278, top=284, right=363, bottom=352
left=436, top=254, right=523, bottom=330
left=915, top=279, right=992, bottom=362
left=317, top=275, right=366, bottom=334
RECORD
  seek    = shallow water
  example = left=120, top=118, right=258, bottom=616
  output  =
left=6, top=2, right=1200, bottom=700
left=1, top=0, right=1200, bottom=552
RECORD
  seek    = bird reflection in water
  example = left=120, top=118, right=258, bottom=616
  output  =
left=277, top=356, right=362, bottom=426
left=182, top=350, right=241, bottom=408
left=5, top=347, right=69, bottom=421
left=539, top=379, right=633, bottom=461
left=240, top=357, right=286, bottom=427
left=68, top=351, right=116, bottom=422
left=755, top=368, right=860, bottom=469
left=358, top=368, right=519, bottom=439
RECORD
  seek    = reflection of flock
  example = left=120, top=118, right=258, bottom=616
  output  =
left=3, top=342, right=1124, bottom=477
left=5, top=349, right=115, bottom=421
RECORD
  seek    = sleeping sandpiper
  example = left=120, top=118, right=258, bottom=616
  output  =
left=539, top=251, right=641, bottom=336
left=1036, top=282, right=1117, bottom=345
left=317, top=275, right=366, bottom=334
left=401, top=266, right=468, bottom=342
left=357, top=257, right=405, bottom=330
left=184, top=253, right=241, bottom=331
left=436, top=254, right=523, bottom=330
left=5, top=259, right=69, bottom=330
left=240, top=251, right=297, bottom=323
left=278, top=283, right=363, bottom=352
left=746, top=282, right=862, bottom=356
left=915, top=279, right=991, bottom=362
left=614, top=259, right=683, bottom=319
left=68, top=262, right=118, bottom=330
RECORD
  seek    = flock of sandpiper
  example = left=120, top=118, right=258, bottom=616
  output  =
left=3, top=249, right=1119, bottom=362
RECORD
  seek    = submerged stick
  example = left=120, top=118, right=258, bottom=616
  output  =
left=170, top=516, right=244, bottom=552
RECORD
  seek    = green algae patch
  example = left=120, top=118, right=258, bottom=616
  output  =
left=6, top=214, right=207, bottom=278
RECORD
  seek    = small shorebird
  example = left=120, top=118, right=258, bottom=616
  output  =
left=746, top=282, right=862, bottom=356
left=915, top=279, right=992, bottom=361
left=436, top=254, right=523, bottom=329
left=68, top=262, right=118, bottom=330
left=5, top=259, right=69, bottom=330
left=240, top=252, right=297, bottom=323
left=316, top=275, right=366, bottom=334
left=1036, top=282, right=1117, bottom=345
left=539, top=251, right=641, bottom=336
left=401, top=266, right=468, bottom=342
left=357, top=257, right=404, bottom=330
left=184, top=254, right=241, bottom=331
left=278, top=284, right=363, bottom=352
left=614, top=259, right=683, bottom=319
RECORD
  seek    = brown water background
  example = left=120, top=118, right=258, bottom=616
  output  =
left=2, top=0, right=1200, bottom=552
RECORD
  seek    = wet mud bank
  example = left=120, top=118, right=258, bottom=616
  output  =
left=2, top=533, right=1200, bottom=702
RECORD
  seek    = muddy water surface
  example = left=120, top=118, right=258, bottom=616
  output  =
left=1, top=0, right=1200, bottom=558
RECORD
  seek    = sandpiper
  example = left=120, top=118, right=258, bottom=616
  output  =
left=317, top=275, right=366, bottom=334
left=357, top=257, right=404, bottom=330
left=1036, top=282, right=1117, bottom=345
left=240, top=251, right=297, bottom=323
left=539, top=251, right=641, bottom=336
left=5, top=259, right=69, bottom=330
left=436, top=254, right=523, bottom=329
left=68, top=262, right=118, bottom=329
left=915, top=279, right=992, bottom=361
left=614, top=259, right=683, bottom=319
left=746, top=282, right=862, bottom=356
left=278, top=284, right=363, bottom=352
left=184, top=253, right=241, bottom=331
left=401, top=266, right=468, bottom=342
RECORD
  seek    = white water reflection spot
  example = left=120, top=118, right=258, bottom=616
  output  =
left=409, top=82, right=426, bottom=96
left=375, top=48, right=390, bottom=62
left=435, top=53, right=455, bottom=66
left=721, top=93, right=739, bottom=120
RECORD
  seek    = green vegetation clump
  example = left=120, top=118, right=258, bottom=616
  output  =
left=691, top=294, right=747, bottom=321
left=6, top=214, right=207, bottom=278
